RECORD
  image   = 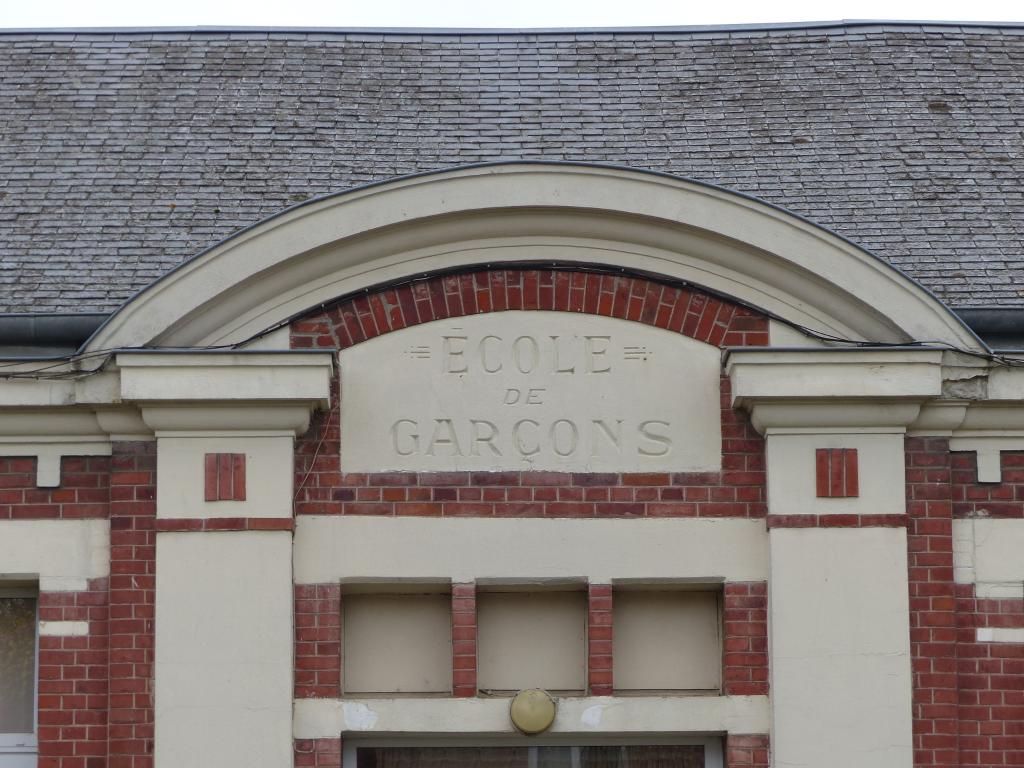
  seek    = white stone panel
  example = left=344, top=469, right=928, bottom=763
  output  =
left=0, top=520, right=109, bottom=588
left=613, top=590, right=721, bottom=691
left=953, top=518, right=1024, bottom=598
left=342, top=593, right=452, bottom=694
left=154, top=531, right=293, bottom=768
left=293, top=517, right=768, bottom=585
left=338, top=311, right=721, bottom=473
left=476, top=590, right=587, bottom=692
left=293, top=695, right=769, bottom=738
left=766, top=431, right=906, bottom=515
left=977, top=627, right=1024, bottom=643
left=38, top=621, right=89, bottom=637
left=156, top=434, right=293, bottom=519
left=769, top=527, right=913, bottom=768
left=968, top=518, right=1024, bottom=584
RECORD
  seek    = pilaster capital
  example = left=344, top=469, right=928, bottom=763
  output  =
left=725, top=348, right=944, bottom=433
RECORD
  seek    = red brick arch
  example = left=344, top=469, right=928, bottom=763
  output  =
left=290, top=267, right=769, bottom=520
left=290, top=268, right=769, bottom=351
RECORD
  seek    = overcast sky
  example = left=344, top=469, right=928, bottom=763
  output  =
left=0, top=0, right=1022, bottom=29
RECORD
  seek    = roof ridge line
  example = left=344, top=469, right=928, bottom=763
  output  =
left=2, top=18, right=1024, bottom=36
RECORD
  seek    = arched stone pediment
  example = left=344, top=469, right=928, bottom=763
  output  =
left=83, top=162, right=983, bottom=353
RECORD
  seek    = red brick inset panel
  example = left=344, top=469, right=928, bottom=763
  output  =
left=955, top=583, right=1024, bottom=768
left=204, top=453, right=246, bottom=502
left=767, top=513, right=905, bottom=529
left=37, top=578, right=109, bottom=768
left=294, top=584, right=342, bottom=699
left=722, top=582, right=768, bottom=697
left=155, top=517, right=293, bottom=532
left=726, top=734, right=770, bottom=768
left=295, top=738, right=343, bottom=768
left=952, top=450, right=1024, bottom=519
left=905, top=437, right=959, bottom=768
left=108, top=441, right=157, bottom=768
left=588, top=583, right=613, bottom=695
left=452, top=583, right=477, bottom=697
left=0, top=455, right=110, bottom=520
left=815, top=448, right=858, bottom=498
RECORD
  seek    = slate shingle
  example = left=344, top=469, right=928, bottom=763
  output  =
left=0, top=24, right=1022, bottom=314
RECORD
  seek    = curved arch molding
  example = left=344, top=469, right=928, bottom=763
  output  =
left=85, top=163, right=982, bottom=352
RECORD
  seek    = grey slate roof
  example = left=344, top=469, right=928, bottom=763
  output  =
left=1, top=22, right=1023, bottom=314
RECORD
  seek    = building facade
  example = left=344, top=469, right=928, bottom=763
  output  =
left=0, top=24, right=1022, bottom=768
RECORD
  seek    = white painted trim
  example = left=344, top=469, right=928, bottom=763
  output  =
left=976, top=627, right=1024, bottom=643
left=0, top=590, right=38, bottom=754
left=0, top=440, right=111, bottom=488
left=950, top=436, right=1024, bottom=483
left=0, top=520, right=110, bottom=584
left=975, top=583, right=1024, bottom=599
left=294, top=517, right=768, bottom=585
left=293, top=695, right=770, bottom=739
left=83, top=164, right=981, bottom=353
left=38, top=577, right=90, bottom=593
left=38, top=620, right=89, bottom=637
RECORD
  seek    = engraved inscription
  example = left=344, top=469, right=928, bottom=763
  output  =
left=339, top=311, right=721, bottom=473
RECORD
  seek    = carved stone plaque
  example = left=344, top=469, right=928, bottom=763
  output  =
left=339, top=311, right=721, bottom=472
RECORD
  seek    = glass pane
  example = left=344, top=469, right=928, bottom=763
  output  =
left=536, top=747, right=573, bottom=767
left=357, top=747, right=529, bottom=768
left=578, top=746, right=706, bottom=768
left=0, top=597, right=36, bottom=733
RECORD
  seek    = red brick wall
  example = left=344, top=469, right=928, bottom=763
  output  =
left=722, top=582, right=769, bottom=697
left=108, top=441, right=157, bottom=768
left=295, top=583, right=342, bottom=699
left=908, top=437, right=1024, bottom=768
left=0, top=454, right=111, bottom=768
left=294, top=738, right=343, bottom=767
left=0, top=455, right=109, bottom=519
left=952, top=450, right=1024, bottom=519
left=906, top=437, right=959, bottom=767
left=451, top=583, right=477, bottom=698
left=726, top=734, right=770, bottom=768
left=956, top=584, right=1024, bottom=767
left=37, top=578, right=110, bottom=768
left=587, top=583, right=614, bottom=695
left=950, top=444, right=1024, bottom=766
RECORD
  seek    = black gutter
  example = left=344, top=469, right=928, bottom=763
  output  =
left=0, top=306, right=1021, bottom=357
left=954, top=308, right=1024, bottom=351
left=0, top=314, right=108, bottom=357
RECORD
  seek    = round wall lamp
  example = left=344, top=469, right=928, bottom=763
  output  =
left=509, top=689, right=557, bottom=735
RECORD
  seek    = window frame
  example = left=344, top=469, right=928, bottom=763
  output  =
left=0, top=585, right=39, bottom=754
left=343, top=736, right=724, bottom=768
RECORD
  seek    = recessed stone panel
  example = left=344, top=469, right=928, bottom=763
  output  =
left=339, top=311, right=721, bottom=472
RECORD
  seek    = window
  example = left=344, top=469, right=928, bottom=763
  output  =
left=346, top=739, right=723, bottom=768
left=477, top=589, right=586, bottom=694
left=342, top=591, right=452, bottom=695
left=613, top=590, right=721, bottom=693
left=0, top=586, right=37, bottom=766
